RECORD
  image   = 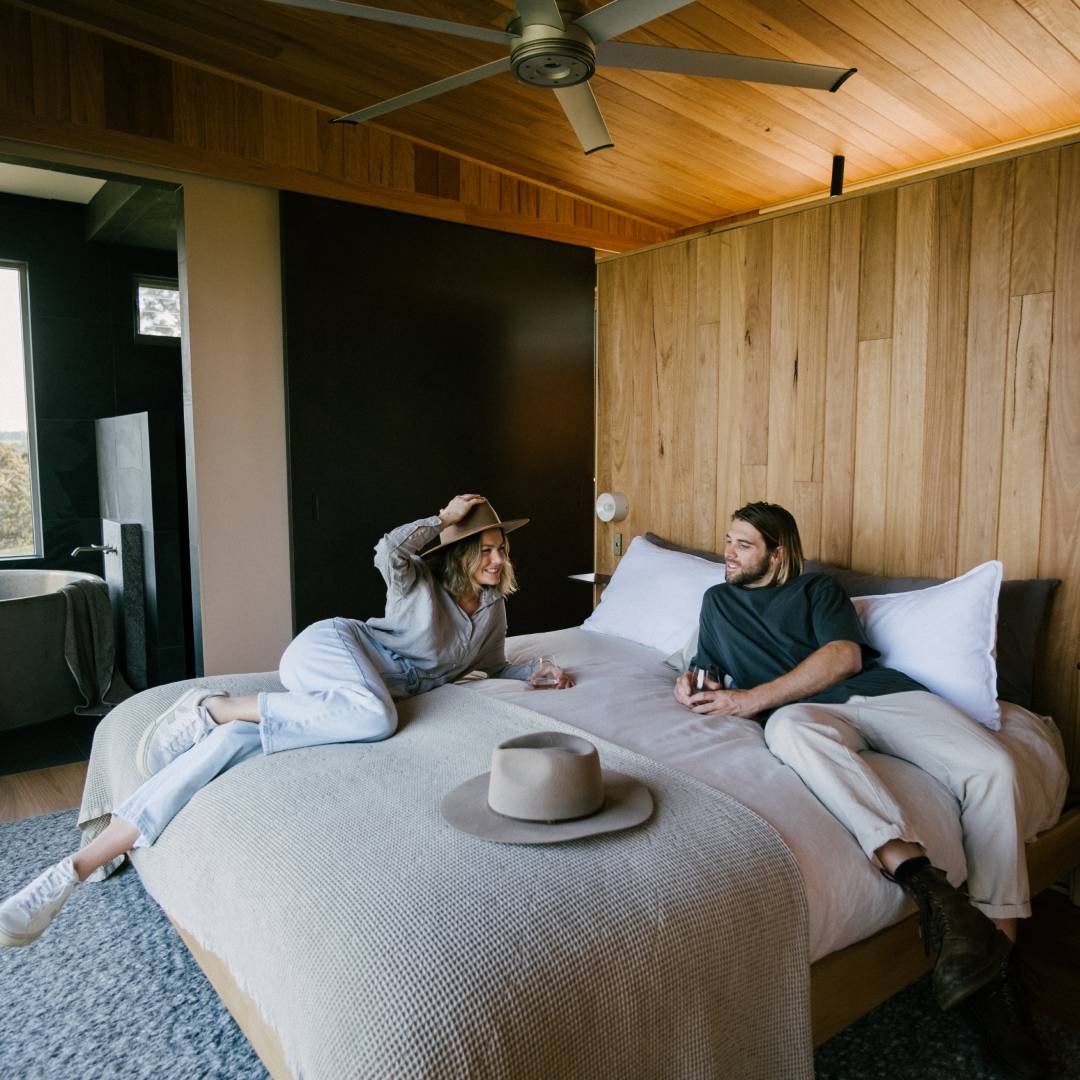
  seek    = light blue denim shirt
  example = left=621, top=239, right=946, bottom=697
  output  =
left=361, top=516, right=535, bottom=686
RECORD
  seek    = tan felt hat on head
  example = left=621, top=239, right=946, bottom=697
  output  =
left=441, top=732, right=654, bottom=844
left=421, top=499, right=528, bottom=557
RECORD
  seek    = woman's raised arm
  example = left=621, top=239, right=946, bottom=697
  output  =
left=372, top=495, right=486, bottom=595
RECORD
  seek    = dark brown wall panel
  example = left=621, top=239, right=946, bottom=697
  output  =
left=282, top=194, right=596, bottom=636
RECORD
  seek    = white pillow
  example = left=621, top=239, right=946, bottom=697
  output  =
left=582, top=535, right=727, bottom=655
left=851, top=561, right=1003, bottom=730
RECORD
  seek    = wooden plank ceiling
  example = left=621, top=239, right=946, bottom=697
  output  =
left=12, top=0, right=1080, bottom=235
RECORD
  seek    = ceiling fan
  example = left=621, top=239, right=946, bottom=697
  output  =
left=268, top=0, right=856, bottom=154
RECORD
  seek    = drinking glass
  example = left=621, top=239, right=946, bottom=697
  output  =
left=689, top=664, right=719, bottom=694
left=527, top=655, right=560, bottom=688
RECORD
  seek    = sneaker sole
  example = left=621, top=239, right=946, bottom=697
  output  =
left=936, top=932, right=1014, bottom=1010
left=0, top=925, right=43, bottom=948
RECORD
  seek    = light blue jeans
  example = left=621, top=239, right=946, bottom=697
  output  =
left=115, top=618, right=415, bottom=848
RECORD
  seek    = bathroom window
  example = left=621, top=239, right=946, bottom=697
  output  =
left=0, top=261, right=42, bottom=559
left=135, top=275, right=181, bottom=341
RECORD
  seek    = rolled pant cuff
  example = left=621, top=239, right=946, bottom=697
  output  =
left=112, top=809, right=155, bottom=850
left=257, top=692, right=278, bottom=754
left=970, top=899, right=1031, bottom=920
left=860, top=826, right=923, bottom=869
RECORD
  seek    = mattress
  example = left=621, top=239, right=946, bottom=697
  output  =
left=476, top=627, right=1069, bottom=962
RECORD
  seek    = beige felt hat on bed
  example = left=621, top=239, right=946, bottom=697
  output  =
left=421, top=499, right=528, bottom=557
left=441, top=732, right=654, bottom=844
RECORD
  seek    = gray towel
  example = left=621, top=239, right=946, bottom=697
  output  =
left=60, top=578, right=133, bottom=715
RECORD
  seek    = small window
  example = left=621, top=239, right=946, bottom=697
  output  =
left=135, top=275, right=181, bottom=341
left=0, top=261, right=42, bottom=559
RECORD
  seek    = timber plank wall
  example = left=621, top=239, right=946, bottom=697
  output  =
left=0, top=4, right=667, bottom=253
left=596, top=140, right=1080, bottom=780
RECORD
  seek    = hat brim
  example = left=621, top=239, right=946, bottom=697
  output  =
left=441, top=770, right=653, bottom=845
left=420, top=517, right=529, bottom=558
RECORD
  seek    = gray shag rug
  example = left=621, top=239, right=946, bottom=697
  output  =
left=0, top=809, right=267, bottom=1080
left=815, top=968, right=1080, bottom=1079
left=2, top=809, right=1077, bottom=1079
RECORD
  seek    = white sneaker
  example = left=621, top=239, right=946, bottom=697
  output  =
left=0, top=857, right=80, bottom=947
left=136, top=688, right=225, bottom=778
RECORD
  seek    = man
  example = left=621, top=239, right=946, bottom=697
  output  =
left=675, top=501, right=1045, bottom=1078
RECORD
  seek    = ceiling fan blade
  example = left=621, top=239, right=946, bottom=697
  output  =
left=597, top=41, right=856, bottom=92
left=264, top=0, right=514, bottom=46
left=334, top=58, right=511, bottom=124
left=553, top=83, right=614, bottom=155
left=515, top=0, right=565, bottom=31
left=574, top=0, right=696, bottom=44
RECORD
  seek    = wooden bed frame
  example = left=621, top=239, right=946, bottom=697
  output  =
left=170, top=805, right=1080, bottom=1078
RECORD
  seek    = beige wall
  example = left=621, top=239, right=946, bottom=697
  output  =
left=0, top=139, right=294, bottom=674
left=178, top=177, right=292, bottom=675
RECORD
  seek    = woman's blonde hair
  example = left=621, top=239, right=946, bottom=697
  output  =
left=438, top=530, right=518, bottom=599
left=731, top=502, right=804, bottom=586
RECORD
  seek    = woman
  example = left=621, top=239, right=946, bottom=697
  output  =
left=0, top=494, right=573, bottom=948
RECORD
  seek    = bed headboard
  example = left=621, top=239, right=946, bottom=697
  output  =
left=595, top=139, right=1080, bottom=789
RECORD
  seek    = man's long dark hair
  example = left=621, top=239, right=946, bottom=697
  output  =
left=731, top=502, right=804, bottom=586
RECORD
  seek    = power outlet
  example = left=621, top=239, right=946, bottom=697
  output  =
left=613, top=532, right=623, bottom=557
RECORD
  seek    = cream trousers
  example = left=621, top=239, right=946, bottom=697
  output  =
left=763, top=690, right=1029, bottom=919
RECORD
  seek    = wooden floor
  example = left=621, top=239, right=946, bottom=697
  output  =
left=0, top=761, right=89, bottom=823
left=2, top=761, right=1078, bottom=1033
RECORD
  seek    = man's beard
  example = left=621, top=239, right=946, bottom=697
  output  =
left=726, top=552, right=775, bottom=587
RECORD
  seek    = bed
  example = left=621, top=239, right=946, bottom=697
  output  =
left=78, top=539, right=1078, bottom=1077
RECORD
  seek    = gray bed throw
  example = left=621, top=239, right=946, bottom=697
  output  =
left=80, top=677, right=811, bottom=1080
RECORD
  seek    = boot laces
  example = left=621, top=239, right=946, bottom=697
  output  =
left=994, top=953, right=1037, bottom=1024
left=909, top=876, right=948, bottom=955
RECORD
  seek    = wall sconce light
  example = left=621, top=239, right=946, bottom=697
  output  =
left=595, top=491, right=629, bottom=522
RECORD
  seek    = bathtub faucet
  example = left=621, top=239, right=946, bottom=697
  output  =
left=70, top=544, right=118, bottom=557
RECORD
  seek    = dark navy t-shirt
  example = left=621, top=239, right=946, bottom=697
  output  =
left=692, top=572, right=925, bottom=704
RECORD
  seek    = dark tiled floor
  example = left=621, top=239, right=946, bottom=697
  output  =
left=0, top=713, right=99, bottom=776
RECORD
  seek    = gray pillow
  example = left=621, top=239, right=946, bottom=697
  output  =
left=645, top=532, right=725, bottom=564
left=642, top=534, right=1059, bottom=709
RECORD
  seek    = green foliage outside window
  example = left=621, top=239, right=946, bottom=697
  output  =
left=0, top=438, right=33, bottom=556
left=137, top=283, right=181, bottom=337
left=1, top=262, right=37, bottom=558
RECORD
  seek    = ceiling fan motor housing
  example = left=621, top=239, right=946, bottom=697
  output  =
left=510, top=22, right=596, bottom=88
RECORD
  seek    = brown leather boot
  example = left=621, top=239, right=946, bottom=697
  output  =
left=896, top=862, right=1013, bottom=1010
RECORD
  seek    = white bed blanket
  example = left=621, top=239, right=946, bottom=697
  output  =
left=482, top=628, right=1069, bottom=961
left=80, top=678, right=812, bottom=1080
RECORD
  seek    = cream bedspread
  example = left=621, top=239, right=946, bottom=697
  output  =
left=80, top=677, right=812, bottom=1080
